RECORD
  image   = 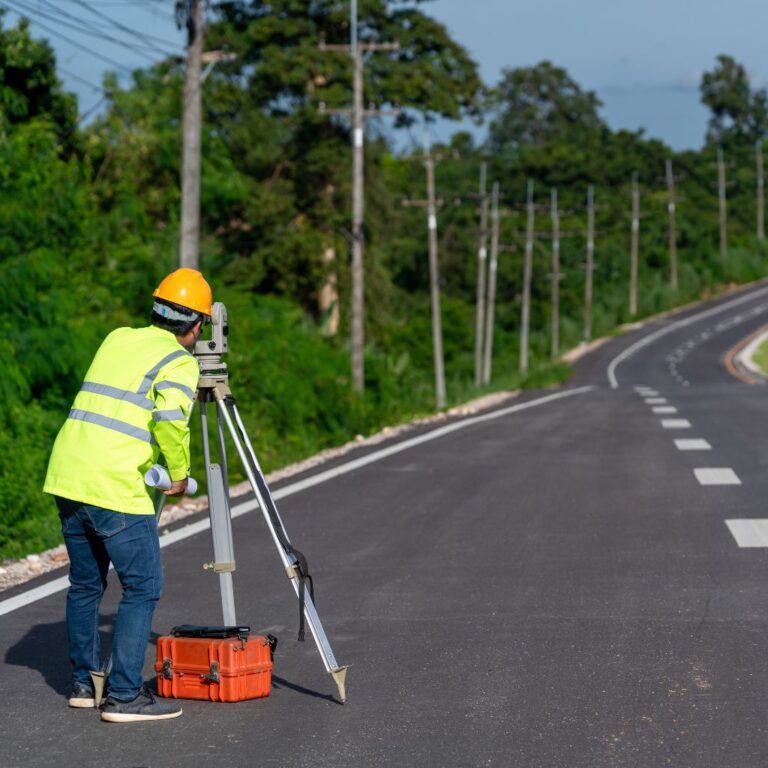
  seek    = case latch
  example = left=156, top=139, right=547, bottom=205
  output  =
left=202, top=660, right=220, bottom=684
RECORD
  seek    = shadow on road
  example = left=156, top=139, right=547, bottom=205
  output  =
left=271, top=674, right=339, bottom=704
left=5, top=619, right=72, bottom=695
left=2, top=614, right=162, bottom=696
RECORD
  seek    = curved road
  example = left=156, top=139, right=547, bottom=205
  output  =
left=4, top=280, right=768, bottom=767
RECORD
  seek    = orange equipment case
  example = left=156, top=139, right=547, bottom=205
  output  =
left=155, top=626, right=276, bottom=703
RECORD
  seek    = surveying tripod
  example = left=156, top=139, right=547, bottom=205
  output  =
left=189, top=302, right=347, bottom=703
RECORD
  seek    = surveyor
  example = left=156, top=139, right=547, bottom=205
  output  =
left=43, top=268, right=211, bottom=723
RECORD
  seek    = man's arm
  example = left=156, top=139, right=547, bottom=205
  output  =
left=152, top=356, right=199, bottom=494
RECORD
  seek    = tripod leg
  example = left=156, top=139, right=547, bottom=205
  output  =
left=200, top=397, right=238, bottom=625
left=215, top=393, right=348, bottom=702
left=207, top=464, right=237, bottom=625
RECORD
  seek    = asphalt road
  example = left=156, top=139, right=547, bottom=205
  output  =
left=5, top=280, right=768, bottom=767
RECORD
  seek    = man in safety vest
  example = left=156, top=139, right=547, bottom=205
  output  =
left=44, top=268, right=211, bottom=723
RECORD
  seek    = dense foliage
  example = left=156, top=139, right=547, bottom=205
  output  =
left=1, top=2, right=767, bottom=559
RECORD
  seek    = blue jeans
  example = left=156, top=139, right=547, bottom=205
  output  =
left=55, top=497, right=164, bottom=701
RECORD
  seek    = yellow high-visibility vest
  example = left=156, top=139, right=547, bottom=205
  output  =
left=43, top=325, right=200, bottom=515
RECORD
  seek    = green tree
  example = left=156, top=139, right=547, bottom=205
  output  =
left=700, top=54, right=768, bottom=147
left=205, top=0, right=483, bottom=315
left=0, top=13, right=78, bottom=145
left=489, top=61, right=606, bottom=155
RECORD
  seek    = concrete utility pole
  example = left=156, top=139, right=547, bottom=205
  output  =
left=424, top=134, right=446, bottom=409
left=482, top=182, right=500, bottom=384
left=400, top=134, right=446, bottom=409
left=319, top=6, right=398, bottom=393
left=666, top=159, right=678, bottom=290
left=520, top=179, right=534, bottom=373
left=550, top=188, right=560, bottom=358
left=757, top=141, right=765, bottom=241
left=179, top=0, right=204, bottom=269
left=584, top=184, right=595, bottom=344
left=474, top=163, right=489, bottom=387
left=630, top=174, right=639, bottom=317
left=350, top=36, right=365, bottom=393
left=718, top=147, right=728, bottom=260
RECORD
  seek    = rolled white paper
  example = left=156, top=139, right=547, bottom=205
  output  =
left=145, top=464, right=198, bottom=495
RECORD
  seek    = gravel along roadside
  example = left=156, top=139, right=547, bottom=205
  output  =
left=1, top=389, right=519, bottom=592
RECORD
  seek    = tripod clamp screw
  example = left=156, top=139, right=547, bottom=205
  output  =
left=203, top=560, right=236, bottom=573
left=285, top=563, right=300, bottom=579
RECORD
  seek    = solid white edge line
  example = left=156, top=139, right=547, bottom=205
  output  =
left=607, top=282, right=768, bottom=388
left=0, top=384, right=595, bottom=617
left=0, top=576, right=71, bottom=618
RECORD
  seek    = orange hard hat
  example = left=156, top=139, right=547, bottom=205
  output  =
left=153, top=268, right=213, bottom=316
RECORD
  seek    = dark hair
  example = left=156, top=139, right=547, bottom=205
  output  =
left=151, top=299, right=203, bottom=336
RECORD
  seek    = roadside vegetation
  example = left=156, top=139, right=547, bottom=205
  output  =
left=1, top=2, right=767, bottom=560
left=750, top=338, right=768, bottom=374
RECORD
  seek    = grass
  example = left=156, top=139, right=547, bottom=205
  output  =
left=750, top=337, right=768, bottom=375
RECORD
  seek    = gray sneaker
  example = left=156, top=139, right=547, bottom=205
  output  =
left=100, top=687, right=182, bottom=723
left=68, top=682, right=96, bottom=709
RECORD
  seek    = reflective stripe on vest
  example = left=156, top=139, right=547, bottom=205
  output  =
left=152, top=408, right=186, bottom=422
left=79, top=382, right=154, bottom=410
left=137, top=350, right=191, bottom=395
left=68, top=408, right=158, bottom=446
left=155, top=380, right=195, bottom=400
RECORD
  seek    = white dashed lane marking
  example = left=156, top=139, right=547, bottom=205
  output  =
left=694, top=468, right=741, bottom=485
left=645, top=398, right=667, bottom=404
left=675, top=439, right=712, bottom=451
left=661, top=419, right=691, bottom=429
left=726, top=520, right=768, bottom=547
left=652, top=406, right=678, bottom=414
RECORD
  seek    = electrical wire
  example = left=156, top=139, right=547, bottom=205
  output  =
left=75, top=92, right=108, bottom=125
left=57, top=1, right=169, bottom=6
left=58, top=65, right=103, bottom=92
left=7, top=0, right=176, bottom=60
left=0, top=0, right=135, bottom=72
left=64, top=0, right=182, bottom=51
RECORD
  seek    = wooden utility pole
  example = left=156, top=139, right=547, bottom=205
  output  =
left=630, top=174, right=639, bottom=317
left=520, top=180, right=534, bottom=373
left=482, top=182, right=500, bottom=384
left=424, top=134, right=446, bottom=409
left=550, top=188, right=560, bottom=358
left=718, top=147, right=728, bottom=260
left=319, top=4, right=398, bottom=393
left=474, top=163, right=489, bottom=386
left=666, top=159, right=678, bottom=290
left=584, top=184, right=595, bottom=343
left=179, top=0, right=204, bottom=269
left=757, top=141, right=765, bottom=241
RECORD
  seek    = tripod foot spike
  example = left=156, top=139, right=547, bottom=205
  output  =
left=331, top=666, right=348, bottom=704
left=90, top=670, right=106, bottom=709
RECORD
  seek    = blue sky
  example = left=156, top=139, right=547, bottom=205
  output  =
left=5, top=0, right=768, bottom=150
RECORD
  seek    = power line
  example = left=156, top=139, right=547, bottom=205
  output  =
left=5, top=0, right=157, bottom=61
left=58, top=1, right=169, bottom=6
left=0, top=0, right=135, bottom=72
left=75, top=92, right=108, bottom=125
left=9, top=0, right=176, bottom=60
left=58, top=65, right=103, bottom=92
left=65, top=0, right=181, bottom=52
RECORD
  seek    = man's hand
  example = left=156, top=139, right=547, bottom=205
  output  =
left=163, top=478, right=189, bottom=496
